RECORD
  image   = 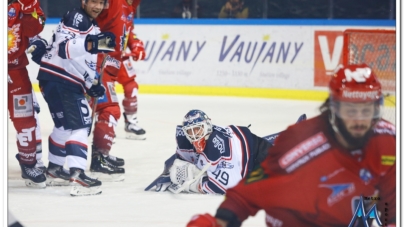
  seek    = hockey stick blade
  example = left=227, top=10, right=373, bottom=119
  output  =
left=144, top=154, right=176, bottom=191
left=172, top=163, right=211, bottom=194
left=263, top=114, right=307, bottom=145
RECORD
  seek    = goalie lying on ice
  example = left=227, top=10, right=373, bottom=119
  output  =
left=155, top=109, right=273, bottom=194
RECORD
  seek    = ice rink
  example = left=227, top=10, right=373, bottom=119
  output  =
left=8, top=93, right=323, bottom=227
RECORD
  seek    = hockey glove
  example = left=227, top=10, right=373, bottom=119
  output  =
left=85, top=32, right=116, bottom=54
left=187, top=213, right=222, bottom=227
left=28, top=37, right=48, bottom=65
left=126, top=38, right=146, bottom=61
left=86, top=82, right=105, bottom=98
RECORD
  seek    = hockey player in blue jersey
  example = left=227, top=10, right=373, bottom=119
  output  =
left=163, top=110, right=272, bottom=194
left=35, top=0, right=116, bottom=196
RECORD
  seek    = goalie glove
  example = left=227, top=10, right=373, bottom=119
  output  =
left=168, top=159, right=207, bottom=193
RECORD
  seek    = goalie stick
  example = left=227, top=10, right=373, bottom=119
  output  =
left=144, top=154, right=177, bottom=191
left=263, top=113, right=307, bottom=145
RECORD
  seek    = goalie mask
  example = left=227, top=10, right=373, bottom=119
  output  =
left=182, top=110, right=213, bottom=153
left=328, top=64, right=383, bottom=148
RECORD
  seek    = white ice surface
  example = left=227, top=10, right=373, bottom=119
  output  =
left=8, top=93, right=322, bottom=227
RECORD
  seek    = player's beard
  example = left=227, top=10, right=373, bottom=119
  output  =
left=335, top=117, right=373, bottom=150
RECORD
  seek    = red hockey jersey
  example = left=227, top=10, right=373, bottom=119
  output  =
left=8, top=2, right=45, bottom=70
left=95, top=0, right=140, bottom=75
left=219, top=113, right=396, bottom=226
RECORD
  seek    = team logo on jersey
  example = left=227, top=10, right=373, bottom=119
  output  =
left=85, top=60, right=96, bottom=71
left=319, top=183, right=355, bottom=206
left=8, top=8, right=16, bottom=18
left=8, top=23, right=21, bottom=54
left=212, top=135, right=225, bottom=154
left=359, top=168, right=373, bottom=184
left=218, top=161, right=234, bottom=169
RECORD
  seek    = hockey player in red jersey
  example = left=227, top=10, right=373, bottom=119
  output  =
left=186, top=64, right=396, bottom=227
left=89, top=0, right=144, bottom=181
left=8, top=0, right=47, bottom=187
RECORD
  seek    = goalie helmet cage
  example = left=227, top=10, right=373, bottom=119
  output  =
left=342, top=29, right=396, bottom=125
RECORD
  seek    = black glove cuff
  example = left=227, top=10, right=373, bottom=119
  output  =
left=215, top=208, right=242, bottom=227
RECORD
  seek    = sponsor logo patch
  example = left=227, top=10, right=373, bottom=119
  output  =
left=319, top=183, right=355, bottom=206
left=13, top=94, right=33, bottom=118
left=265, top=213, right=283, bottom=227
left=245, top=166, right=268, bottom=184
left=212, top=135, right=225, bottom=154
left=279, top=132, right=327, bottom=169
left=381, top=155, right=395, bottom=166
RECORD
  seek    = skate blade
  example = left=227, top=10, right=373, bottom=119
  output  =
left=125, top=132, right=146, bottom=140
left=45, top=176, right=70, bottom=186
left=90, top=172, right=125, bottom=182
left=25, top=179, right=46, bottom=188
left=70, top=186, right=102, bottom=196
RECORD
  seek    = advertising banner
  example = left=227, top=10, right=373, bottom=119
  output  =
left=26, top=23, right=394, bottom=92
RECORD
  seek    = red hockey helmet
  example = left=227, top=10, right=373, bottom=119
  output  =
left=329, top=64, right=383, bottom=120
left=329, top=64, right=382, bottom=103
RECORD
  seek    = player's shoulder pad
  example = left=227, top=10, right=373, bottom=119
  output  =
left=203, top=130, right=231, bottom=163
left=212, top=125, right=232, bottom=138
left=373, top=120, right=395, bottom=136
left=175, top=125, right=193, bottom=150
left=62, top=8, right=94, bottom=32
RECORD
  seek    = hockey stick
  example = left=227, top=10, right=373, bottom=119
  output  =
left=87, top=53, right=108, bottom=136
left=263, top=114, right=307, bottom=145
left=171, top=162, right=211, bottom=194
left=144, top=154, right=176, bottom=191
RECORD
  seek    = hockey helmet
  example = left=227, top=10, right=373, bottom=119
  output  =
left=329, top=63, right=383, bottom=120
left=182, top=110, right=213, bottom=153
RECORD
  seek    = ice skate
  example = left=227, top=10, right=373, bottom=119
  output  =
left=16, top=154, right=46, bottom=173
left=123, top=113, right=146, bottom=140
left=45, top=163, right=70, bottom=186
left=19, top=164, right=46, bottom=188
left=35, top=159, right=46, bottom=173
left=92, top=145, right=124, bottom=167
left=69, top=168, right=102, bottom=196
left=90, top=153, right=125, bottom=182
